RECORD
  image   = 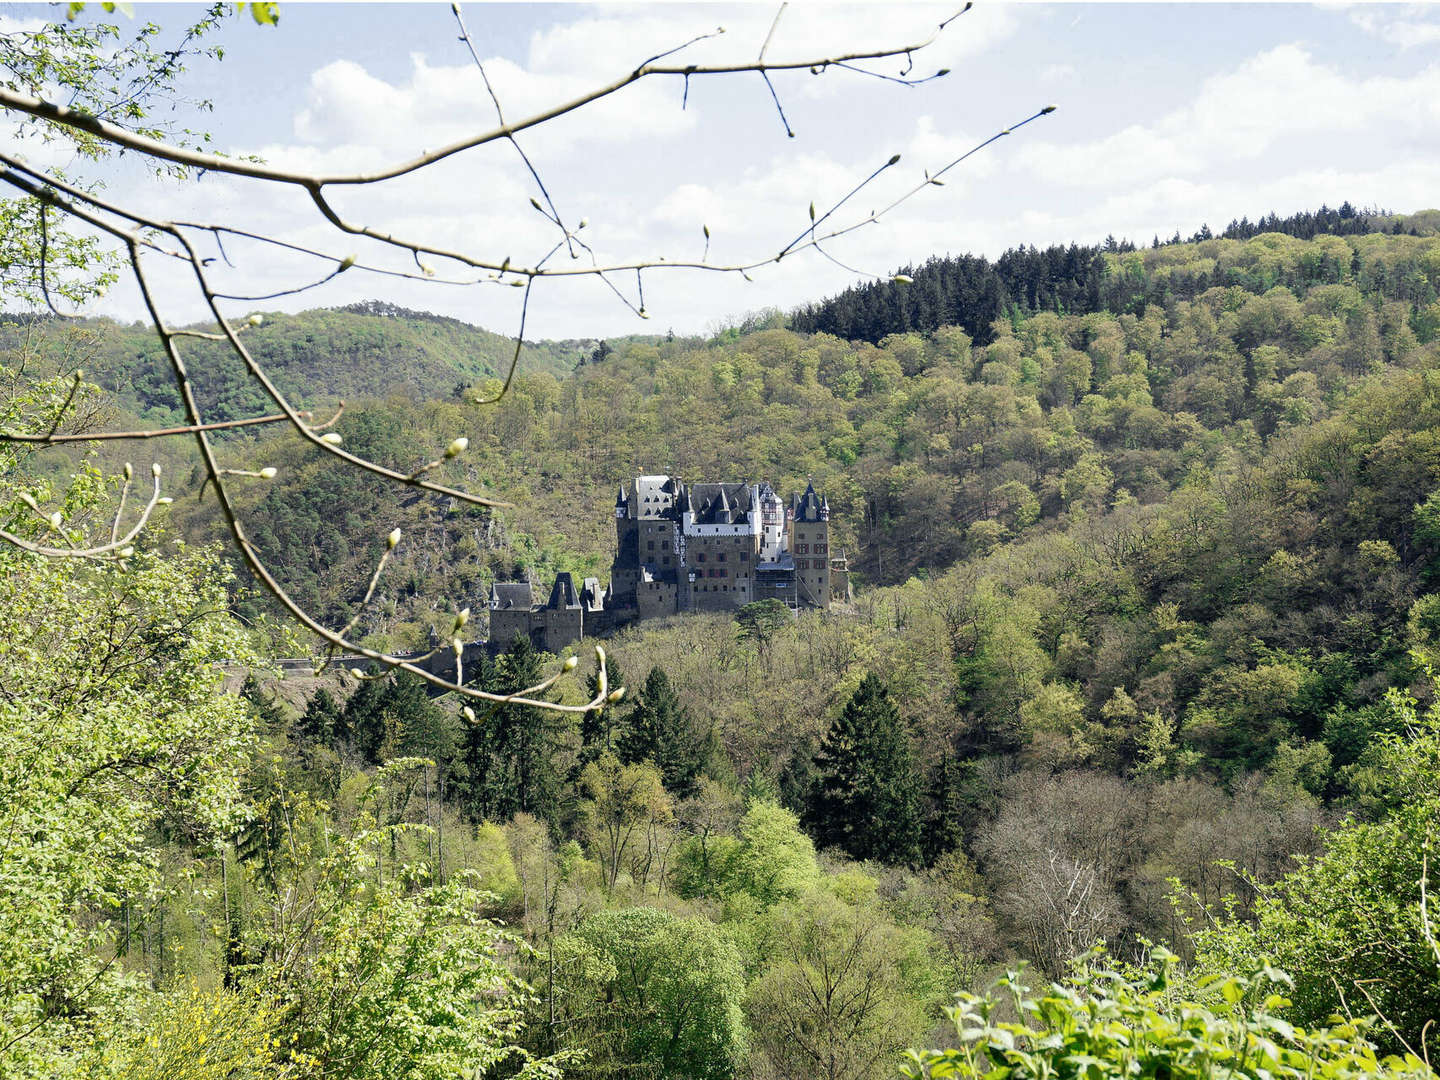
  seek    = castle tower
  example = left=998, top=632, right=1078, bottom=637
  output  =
left=609, top=482, right=641, bottom=606
left=758, top=483, right=785, bottom=561
left=790, top=479, right=831, bottom=610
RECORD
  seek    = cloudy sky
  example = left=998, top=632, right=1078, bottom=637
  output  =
left=6, top=2, right=1440, bottom=341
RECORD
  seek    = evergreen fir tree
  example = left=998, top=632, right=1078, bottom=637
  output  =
left=297, top=687, right=342, bottom=745
left=618, top=667, right=704, bottom=797
left=805, top=673, right=922, bottom=865
left=579, top=657, right=625, bottom=767
left=453, top=635, right=566, bottom=829
left=923, top=751, right=966, bottom=864
left=240, top=673, right=286, bottom=734
left=340, top=666, right=388, bottom=761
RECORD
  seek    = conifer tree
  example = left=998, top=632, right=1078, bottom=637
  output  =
left=240, top=673, right=286, bottom=734
left=340, top=667, right=388, bottom=761
left=806, top=673, right=923, bottom=865
left=454, top=636, right=565, bottom=828
left=923, top=752, right=967, bottom=863
left=579, top=656, right=626, bottom=767
left=619, top=667, right=705, bottom=797
left=297, top=687, right=342, bottom=745
left=339, top=669, right=447, bottom=765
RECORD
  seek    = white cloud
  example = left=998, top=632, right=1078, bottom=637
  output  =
left=1348, top=7, right=1440, bottom=49
left=1016, top=45, right=1440, bottom=189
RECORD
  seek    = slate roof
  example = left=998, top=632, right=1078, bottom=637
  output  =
left=547, top=572, right=581, bottom=610
left=689, top=482, right=756, bottom=525
left=795, top=479, right=825, bottom=523
left=490, top=582, right=533, bottom=610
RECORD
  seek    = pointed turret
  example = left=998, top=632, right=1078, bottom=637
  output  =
left=796, top=478, right=823, bottom=522
left=715, top=486, right=732, bottom=524
left=615, top=484, right=627, bottom=507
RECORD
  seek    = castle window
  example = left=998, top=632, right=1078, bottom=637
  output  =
left=697, top=553, right=706, bottom=562
left=717, top=552, right=726, bottom=562
left=740, top=551, right=749, bottom=561
left=817, top=543, right=827, bottom=554
left=796, top=543, right=808, bottom=554
left=648, top=541, right=655, bottom=551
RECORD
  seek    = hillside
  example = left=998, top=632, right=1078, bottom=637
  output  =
left=8, top=216, right=1440, bottom=1074
left=23, top=225, right=1436, bottom=653
left=792, top=205, right=1440, bottom=345
left=0, top=302, right=596, bottom=428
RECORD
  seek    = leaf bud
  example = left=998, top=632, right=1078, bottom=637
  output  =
left=462, top=706, right=477, bottom=722
left=563, top=655, right=578, bottom=671
left=453, top=608, right=470, bottom=631
left=321, top=432, right=343, bottom=445
left=151, top=463, right=162, bottom=476
left=595, top=644, right=607, bottom=664
left=123, top=462, right=133, bottom=480
left=887, top=154, right=901, bottom=166
left=259, top=467, right=278, bottom=479
left=247, top=314, right=264, bottom=326
left=48, top=511, right=63, bottom=529
left=157, top=497, right=174, bottom=505
left=893, top=274, right=914, bottom=284
left=118, top=546, right=134, bottom=558
left=419, top=262, right=436, bottom=277
left=607, top=687, right=626, bottom=703
left=338, top=254, right=357, bottom=270
left=578, top=218, right=588, bottom=229
left=1041, top=104, right=1057, bottom=114
left=444, top=437, right=469, bottom=458
left=453, top=637, right=463, bottom=654
left=350, top=667, right=366, bottom=679
left=387, top=528, right=402, bottom=549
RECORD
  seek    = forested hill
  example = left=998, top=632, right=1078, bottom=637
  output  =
left=1, top=302, right=597, bottom=426
left=92, top=223, right=1439, bottom=657
left=792, top=205, right=1440, bottom=345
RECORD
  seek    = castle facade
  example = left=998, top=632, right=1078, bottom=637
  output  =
left=488, top=475, right=850, bottom=652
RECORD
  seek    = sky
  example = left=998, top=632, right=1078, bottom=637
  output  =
left=4, top=1, right=1440, bottom=342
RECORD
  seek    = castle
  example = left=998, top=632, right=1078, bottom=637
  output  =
left=488, top=475, right=851, bottom=652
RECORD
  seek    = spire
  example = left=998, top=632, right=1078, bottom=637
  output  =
left=797, top=478, right=823, bottom=522
left=715, top=487, right=732, bottom=524
left=615, top=484, right=627, bottom=507
left=682, top=484, right=696, bottom=517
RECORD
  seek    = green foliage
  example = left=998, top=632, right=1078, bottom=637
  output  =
left=1194, top=682, right=1440, bottom=1059
left=618, top=666, right=707, bottom=797
left=244, top=781, right=565, bottom=1080
left=704, top=798, right=821, bottom=907
left=807, top=673, right=923, bottom=865
left=554, top=907, right=747, bottom=1080
left=578, top=752, right=671, bottom=891
left=451, top=637, right=568, bottom=828
left=0, top=541, right=257, bottom=1073
left=903, top=952, right=1432, bottom=1080
left=749, top=888, right=936, bottom=1080
left=80, top=984, right=293, bottom=1080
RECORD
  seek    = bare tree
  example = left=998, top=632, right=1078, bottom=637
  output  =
left=0, top=3, right=1053, bottom=706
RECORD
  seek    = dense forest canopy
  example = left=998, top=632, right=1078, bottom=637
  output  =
left=5, top=56, right=1440, bottom=1068
left=792, top=204, right=1440, bottom=345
